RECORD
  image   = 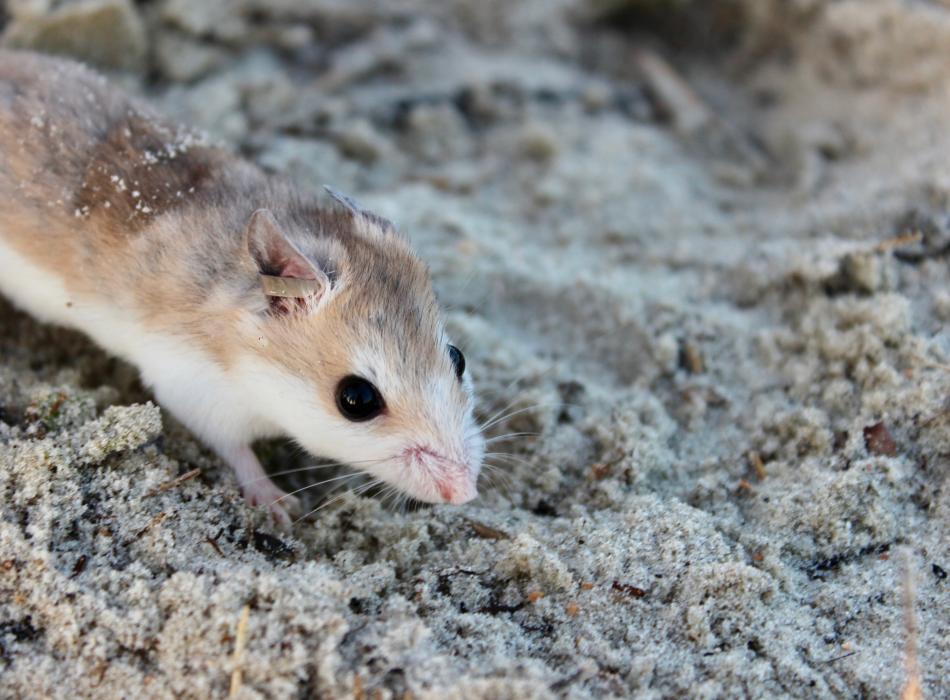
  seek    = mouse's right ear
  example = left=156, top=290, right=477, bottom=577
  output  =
left=244, top=208, right=329, bottom=317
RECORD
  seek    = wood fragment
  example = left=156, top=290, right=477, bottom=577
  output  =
left=822, top=650, right=857, bottom=664
left=681, top=340, right=704, bottom=374
left=747, top=451, right=766, bottom=481
left=205, top=536, right=224, bottom=557
left=633, top=48, right=712, bottom=135
left=468, top=520, right=510, bottom=540
left=579, top=582, right=595, bottom=591
left=526, top=590, right=544, bottom=604
left=353, top=674, right=365, bottom=700
left=565, top=602, right=579, bottom=616
left=146, top=468, right=201, bottom=497
left=863, top=422, right=897, bottom=456
left=611, top=581, right=647, bottom=599
left=901, top=549, right=923, bottom=700
left=134, top=512, right=168, bottom=538
left=874, top=230, right=923, bottom=253
left=229, top=605, right=251, bottom=698
left=70, top=554, right=88, bottom=578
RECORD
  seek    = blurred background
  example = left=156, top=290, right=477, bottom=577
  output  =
left=1, top=1, right=949, bottom=698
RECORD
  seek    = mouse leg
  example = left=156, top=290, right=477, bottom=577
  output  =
left=221, top=444, right=301, bottom=529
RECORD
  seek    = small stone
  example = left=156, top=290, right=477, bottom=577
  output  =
left=518, top=122, right=559, bottom=162
left=153, top=31, right=228, bottom=83
left=2, top=0, right=147, bottom=71
left=335, top=120, right=387, bottom=164
left=863, top=422, right=897, bottom=456
left=160, top=0, right=247, bottom=43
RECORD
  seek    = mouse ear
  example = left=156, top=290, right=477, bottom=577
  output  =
left=245, top=208, right=328, bottom=316
left=323, top=185, right=399, bottom=237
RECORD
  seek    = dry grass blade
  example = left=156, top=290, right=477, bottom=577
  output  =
left=468, top=519, right=510, bottom=540
left=230, top=604, right=251, bottom=698
left=900, top=549, right=923, bottom=700
left=874, top=230, right=923, bottom=253
left=145, top=468, right=201, bottom=497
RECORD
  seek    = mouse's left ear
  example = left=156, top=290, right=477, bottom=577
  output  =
left=323, top=185, right=401, bottom=238
left=245, top=208, right=329, bottom=316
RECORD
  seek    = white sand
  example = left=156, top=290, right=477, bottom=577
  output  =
left=1, top=1, right=949, bottom=697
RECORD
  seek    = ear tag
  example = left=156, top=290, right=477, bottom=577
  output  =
left=259, top=275, right=322, bottom=298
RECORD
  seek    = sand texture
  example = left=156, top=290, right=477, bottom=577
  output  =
left=1, top=1, right=949, bottom=698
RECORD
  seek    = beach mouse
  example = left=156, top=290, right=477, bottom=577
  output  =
left=0, top=50, right=485, bottom=526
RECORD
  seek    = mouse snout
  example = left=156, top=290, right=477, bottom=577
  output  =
left=401, top=444, right=479, bottom=505
left=443, top=475, right=478, bottom=505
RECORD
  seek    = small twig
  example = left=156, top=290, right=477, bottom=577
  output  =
left=205, top=536, right=224, bottom=557
left=468, top=520, right=510, bottom=540
left=747, top=451, right=766, bottom=481
left=146, top=468, right=201, bottom=497
left=229, top=605, right=251, bottom=698
left=874, top=231, right=924, bottom=253
left=133, top=512, right=168, bottom=539
left=901, top=549, right=923, bottom=700
left=822, top=650, right=857, bottom=664
left=633, top=48, right=711, bottom=135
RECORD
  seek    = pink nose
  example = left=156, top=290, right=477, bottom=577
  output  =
left=441, top=477, right=478, bottom=505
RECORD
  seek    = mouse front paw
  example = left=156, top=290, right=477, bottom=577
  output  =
left=243, top=481, right=301, bottom=530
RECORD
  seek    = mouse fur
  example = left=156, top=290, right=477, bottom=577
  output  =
left=0, top=50, right=485, bottom=526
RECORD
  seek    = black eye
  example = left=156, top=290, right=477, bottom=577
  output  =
left=448, top=344, right=465, bottom=380
left=335, top=376, right=385, bottom=421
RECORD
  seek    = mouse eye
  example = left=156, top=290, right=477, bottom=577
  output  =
left=335, top=376, right=385, bottom=421
left=448, top=345, right=465, bottom=380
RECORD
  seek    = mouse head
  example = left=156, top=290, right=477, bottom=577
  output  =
left=238, top=190, right=484, bottom=505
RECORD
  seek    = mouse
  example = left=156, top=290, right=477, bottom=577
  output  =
left=0, top=49, right=485, bottom=527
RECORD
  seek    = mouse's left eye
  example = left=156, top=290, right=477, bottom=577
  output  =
left=448, top=345, right=465, bottom=380
left=336, top=376, right=385, bottom=421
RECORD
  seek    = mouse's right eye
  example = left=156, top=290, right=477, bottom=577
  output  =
left=335, top=376, right=385, bottom=422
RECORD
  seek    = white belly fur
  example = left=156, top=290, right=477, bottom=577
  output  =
left=0, top=236, right=265, bottom=452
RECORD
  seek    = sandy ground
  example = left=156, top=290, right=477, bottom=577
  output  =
left=1, top=1, right=949, bottom=698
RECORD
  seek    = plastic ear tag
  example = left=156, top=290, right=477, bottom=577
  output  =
left=259, top=275, right=321, bottom=298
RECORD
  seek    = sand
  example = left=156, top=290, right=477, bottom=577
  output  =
left=1, top=1, right=948, bottom=698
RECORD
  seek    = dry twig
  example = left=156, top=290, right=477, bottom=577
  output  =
left=145, top=468, right=201, bottom=497
left=900, top=549, right=923, bottom=700
left=229, top=605, right=251, bottom=698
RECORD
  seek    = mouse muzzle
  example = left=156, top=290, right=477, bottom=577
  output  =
left=400, top=443, right=480, bottom=504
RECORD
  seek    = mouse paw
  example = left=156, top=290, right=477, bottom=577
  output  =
left=242, top=481, right=301, bottom=530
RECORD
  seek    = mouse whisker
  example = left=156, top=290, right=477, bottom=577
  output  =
left=477, top=395, right=528, bottom=431
left=479, top=403, right=551, bottom=432
left=480, top=463, right=515, bottom=485
left=477, top=363, right=559, bottom=405
left=478, top=397, right=588, bottom=432
left=480, top=468, right=519, bottom=495
left=483, top=451, right=534, bottom=468
left=241, top=456, right=389, bottom=487
left=484, top=431, right=538, bottom=445
left=294, top=476, right=386, bottom=524
left=270, top=470, right=370, bottom=505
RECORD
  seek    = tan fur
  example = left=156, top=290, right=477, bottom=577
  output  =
left=0, top=49, right=468, bottom=457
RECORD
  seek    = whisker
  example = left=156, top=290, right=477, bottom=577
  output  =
left=485, top=432, right=538, bottom=444
left=480, top=399, right=587, bottom=432
left=480, top=465, right=515, bottom=498
left=483, top=452, right=534, bottom=467
left=292, top=477, right=383, bottom=524
left=271, top=470, right=369, bottom=505
left=477, top=395, right=525, bottom=431
left=481, top=464, right=515, bottom=486
left=479, top=401, right=571, bottom=430
left=243, top=456, right=388, bottom=487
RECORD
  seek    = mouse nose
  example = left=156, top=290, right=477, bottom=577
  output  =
left=444, top=477, right=478, bottom=505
